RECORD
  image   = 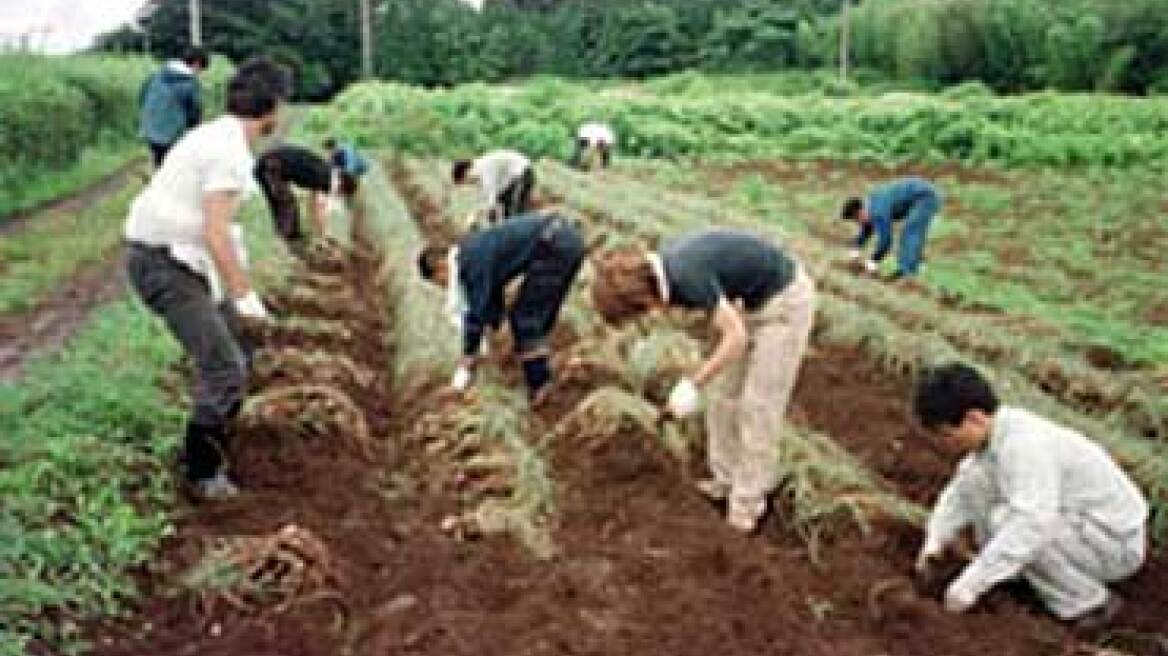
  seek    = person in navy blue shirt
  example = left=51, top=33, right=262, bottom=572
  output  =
left=840, top=177, right=942, bottom=280
left=417, top=213, right=586, bottom=404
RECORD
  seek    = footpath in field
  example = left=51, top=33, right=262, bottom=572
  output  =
left=0, top=161, right=148, bottom=380
left=87, top=163, right=1165, bottom=656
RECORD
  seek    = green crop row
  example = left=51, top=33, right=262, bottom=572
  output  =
left=0, top=53, right=232, bottom=217
left=306, top=76, right=1168, bottom=169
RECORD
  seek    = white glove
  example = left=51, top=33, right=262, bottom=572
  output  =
left=847, top=248, right=861, bottom=261
left=234, top=290, right=269, bottom=320
left=667, top=378, right=700, bottom=417
left=862, top=259, right=878, bottom=274
left=915, top=538, right=943, bottom=573
left=944, top=580, right=977, bottom=614
left=451, top=365, right=472, bottom=391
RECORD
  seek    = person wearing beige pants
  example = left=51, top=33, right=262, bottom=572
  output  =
left=705, top=266, right=816, bottom=528
left=591, top=229, right=816, bottom=532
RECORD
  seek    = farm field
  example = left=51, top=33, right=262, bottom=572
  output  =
left=3, top=72, right=1167, bottom=656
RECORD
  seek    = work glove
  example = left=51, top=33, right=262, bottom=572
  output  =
left=234, top=290, right=269, bottom=320
left=944, top=580, right=978, bottom=614
left=914, top=537, right=944, bottom=574
left=667, top=378, right=700, bottom=417
left=451, top=364, right=473, bottom=392
left=862, top=259, right=879, bottom=274
left=847, top=248, right=862, bottom=261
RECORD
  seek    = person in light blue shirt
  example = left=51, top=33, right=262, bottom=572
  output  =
left=840, top=177, right=942, bottom=280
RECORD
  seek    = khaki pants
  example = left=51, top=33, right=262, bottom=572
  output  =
left=705, top=266, right=816, bottom=521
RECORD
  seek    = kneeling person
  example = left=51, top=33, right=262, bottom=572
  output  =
left=417, top=213, right=585, bottom=402
left=591, top=230, right=817, bottom=532
left=914, top=363, right=1147, bottom=623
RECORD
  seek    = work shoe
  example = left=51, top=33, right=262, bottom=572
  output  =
left=694, top=479, right=730, bottom=501
left=189, top=472, right=241, bottom=502
left=1074, top=593, right=1123, bottom=632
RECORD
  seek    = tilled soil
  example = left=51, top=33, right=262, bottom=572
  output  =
left=82, top=170, right=1167, bottom=656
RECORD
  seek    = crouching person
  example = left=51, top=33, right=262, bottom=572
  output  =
left=591, top=230, right=817, bottom=532
left=417, top=212, right=586, bottom=403
left=914, top=363, right=1147, bottom=626
left=571, top=122, right=615, bottom=170
left=452, top=149, right=535, bottom=224
left=124, top=57, right=291, bottom=500
left=254, top=141, right=367, bottom=247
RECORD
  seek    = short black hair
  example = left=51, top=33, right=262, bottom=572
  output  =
left=451, top=160, right=472, bottom=183
left=913, top=362, right=1000, bottom=429
left=840, top=196, right=864, bottom=221
left=225, top=57, right=292, bottom=119
left=183, top=46, right=209, bottom=69
left=323, top=138, right=337, bottom=151
left=417, top=245, right=449, bottom=281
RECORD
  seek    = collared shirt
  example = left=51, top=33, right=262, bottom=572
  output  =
left=472, top=149, right=530, bottom=206
left=659, top=229, right=795, bottom=313
left=927, top=406, right=1148, bottom=600
left=854, top=177, right=938, bottom=261
left=125, top=115, right=255, bottom=298
left=578, top=122, right=615, bottom=147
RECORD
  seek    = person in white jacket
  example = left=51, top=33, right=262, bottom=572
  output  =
left=452, top=149, right=534, bottom=224
left=913, top=363, right=1147, bottom=626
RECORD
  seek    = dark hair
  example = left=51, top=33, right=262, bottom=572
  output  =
left=225, top=57, right=292, bottom=119
left=183, top=46, right=209, bottom=69
left=417, top=245, right=449, bottom=281
left=591, top=247, right=661, bottom=325
left=913, top=362, right=1000, bottom=429
left=451, top=160, right=472, bottom=183
left=323, top=138, right=337, bottom=151
left=840, top=196, right=863, bottom=221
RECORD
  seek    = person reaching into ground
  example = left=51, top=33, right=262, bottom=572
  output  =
left=124, top=57, right=292, bottom=501
left=139, top=46, right=208, bottom=167
left=452, top=149, right=535, bottom=225
left=417, top=212, right=585, bottom=404
left=254, top=140, right=368, bottom=247
left=570, top=121, right=616, bottom=170
left=840, top=176, right=941, bottom=283
left=913, top=362, right=1146, bottom=627
left=591, top=230, right=817, bottom=533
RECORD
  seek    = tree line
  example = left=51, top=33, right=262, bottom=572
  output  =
left=98, top=0, right=1168, bottom=98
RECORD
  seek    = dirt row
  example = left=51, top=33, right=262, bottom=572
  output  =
left=80, top=164, right=1166, bottom=656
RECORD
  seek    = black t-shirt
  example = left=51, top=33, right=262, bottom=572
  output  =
left=661, top=230, right=795, bottom=312
left=259, top=146, right=333, bottom=192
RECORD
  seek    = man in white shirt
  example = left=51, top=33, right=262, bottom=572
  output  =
left=913, top=363, right=1147, bottom=627
left=571, top=122, right=615, bottom=170
left=452, top=149, right=534, bottom=224
left=124, top=57, right=291, bottom=501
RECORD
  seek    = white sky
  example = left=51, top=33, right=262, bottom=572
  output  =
left=0, top=0, right=148, bottom=54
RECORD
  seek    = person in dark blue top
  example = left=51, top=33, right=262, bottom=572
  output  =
left=417, top=213, right=586, bottom=403
left=138, top=47, right=208, bottom=166
left=840, top=177, right=942, bottom=280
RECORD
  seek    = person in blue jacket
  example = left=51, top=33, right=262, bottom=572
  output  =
left=840, top=177, right=942, bottom=280
left=139, top=47, right=208, bottom=166
left=416, top=213, right=586, bottom=404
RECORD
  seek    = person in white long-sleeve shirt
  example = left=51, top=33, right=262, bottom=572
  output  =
left=452, top=149, right=534, bottom=225
left=913, top=363, right=1147, bottom=626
